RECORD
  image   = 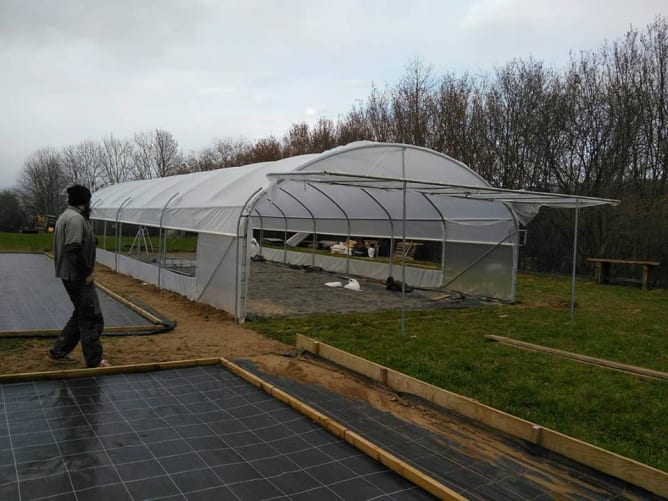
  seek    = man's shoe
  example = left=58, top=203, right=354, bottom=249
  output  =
left=48, top=352, right=79, bottom=364
left=96, top=359, right=112, bottom=368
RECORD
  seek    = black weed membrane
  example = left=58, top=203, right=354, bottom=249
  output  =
left=0, top=253, right=174, bottom=337
left=0, top=365, right=434, bottom=500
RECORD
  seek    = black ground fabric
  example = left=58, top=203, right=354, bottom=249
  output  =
left=0, top=365, right=436, bottom=500
left=235, top=359, right=663, bottom=501
left=0, top=253, right=156, bottom=334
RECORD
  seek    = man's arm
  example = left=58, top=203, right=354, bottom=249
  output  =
left=63, top=217, right=94, bottom=280
left=64, top=242, right=93, bottom=278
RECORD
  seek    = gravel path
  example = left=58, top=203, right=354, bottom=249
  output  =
left=246, top=260, right=486, bottom=318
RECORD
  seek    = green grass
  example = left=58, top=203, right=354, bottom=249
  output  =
left=0, top=232, right=197, bottom=253
left=96, top=235, right=197, bottom=253
left=0, top=232, right=54, bottom=251
left=250, top=273, right=668, bottom=471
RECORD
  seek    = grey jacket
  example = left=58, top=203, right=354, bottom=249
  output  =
left=53, top=206, right=96, bottom=281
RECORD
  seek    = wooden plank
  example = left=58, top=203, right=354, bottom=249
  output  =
left=587, top=258, right=660, bottom=266
left=295, top=335, right=668, bottom=499
left=0, top=358, right=222, bottom=383
left=0, top=249, right=45, bottom=254
left=538, top=427, right=667, bottom=497
left=304, top=339, right=386, bottom=382
left=0, top=324, right=162, bottom=338
left=95, top=280, right=166, bottom=325
left=384, top=368, right=538, bottom=442
left=220, top=357, right=466, bottom=501
left=485, top=335, right=667, bottom=381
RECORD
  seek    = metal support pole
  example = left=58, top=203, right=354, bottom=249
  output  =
left=570, top=203, right=580, bottom=321
left=400, top=148, right=407, bottom=337
left=280, top=188, right=317, bottom=268
left=158, top=192, right=180, bottom=288
left=268, top=201, right=288, bottom=264
left=114, top=197, right=131, bottom=272
left=309, top=184, right=351, bottom=275
left=422, top=194, right=447, bottom=287
left=361, top=188, right=395, bottom=280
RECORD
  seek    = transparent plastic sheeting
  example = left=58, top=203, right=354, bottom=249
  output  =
left=99, top=238, right=240, bottom=316
left=251, top=217, right=514, bottom=244
left=196, top=233, right=241, bottom=316
left=443, top=243, right=514, bottom=300
left=97, top=249, right=197, bottom=302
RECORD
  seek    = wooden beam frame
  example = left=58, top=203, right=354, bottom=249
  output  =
left=485, top=335, right=667, bottom=381
left=0, top=325, right=161, bottom=338
left=0, top=358, right=222, bottom=383
left=295, top=334, right=668, bottom=499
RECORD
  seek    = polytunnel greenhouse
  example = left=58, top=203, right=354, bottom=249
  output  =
left=91, top=141, right=616, bottom=321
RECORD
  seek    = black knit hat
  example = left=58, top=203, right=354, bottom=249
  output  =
left=67, top=185, right=92, bottom=206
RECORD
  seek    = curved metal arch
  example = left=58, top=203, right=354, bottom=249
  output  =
left=360, top=187, right=395, bottom=278
left=307, top=183, right=352, bottom=274
left=252, top=208, right=265, bottom=255
left=421, top=193, right=448, bottom=287
left=114, top=197, right=132, bottom=271
left=234, top=187, right=265, bottom=321
left=157, top=192, right=180, bottom=288
left=279, top=187, right=318, bottom=267
left=268, top=201, right=289, bottom=264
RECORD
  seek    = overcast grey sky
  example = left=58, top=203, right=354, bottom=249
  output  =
left=1, top=0, right=667, bottom=189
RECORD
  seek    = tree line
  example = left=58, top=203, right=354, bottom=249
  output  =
left=4, top=17, right=667, bottom=284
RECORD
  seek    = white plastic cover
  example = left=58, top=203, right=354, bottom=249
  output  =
left=91, top=142, right=618, bottom=317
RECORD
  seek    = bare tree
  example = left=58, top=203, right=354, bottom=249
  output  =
left=197, top=137, right=249, bottom=171
left=365, top=84, right=393, bottom=142
left=283, top=123, right=312, bottom=156
left=391, top=58, right=435, bottom=146
left=100, top=134, right=134, bottom=186
left=336, top=106, right=372, bottom=144
left=310, top=118, right=337, bottom=152
left=239, top=136, right=283, bottom=164
left=153, top=129, right=181, bottom=178
left=132, top=131, right=155, bottom=179
left=61, top=140, right=104, bottom=191
left=17, top=148, right=68, bottom=218
left=429, top=73, right=474, bottom=161
left=132, top=129, right=181, bottom=179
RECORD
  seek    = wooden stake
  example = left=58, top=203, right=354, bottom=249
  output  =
left=485, top=335, right=667, bottom=381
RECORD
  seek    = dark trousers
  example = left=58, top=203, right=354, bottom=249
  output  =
left=50, top=279, right=105, bottom=367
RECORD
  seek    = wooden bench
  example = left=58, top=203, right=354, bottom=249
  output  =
left=587, top=258, right=660, bottom=290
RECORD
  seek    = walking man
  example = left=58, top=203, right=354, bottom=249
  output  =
left=49, top=184, right=110, bottom=368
